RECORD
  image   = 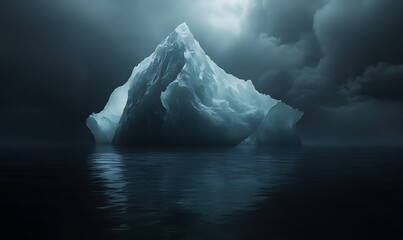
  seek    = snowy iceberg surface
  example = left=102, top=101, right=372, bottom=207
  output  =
left=87, top=23, right=303, bottom=146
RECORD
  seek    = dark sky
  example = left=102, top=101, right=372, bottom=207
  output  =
left=1, top=0, right=403, bottom=145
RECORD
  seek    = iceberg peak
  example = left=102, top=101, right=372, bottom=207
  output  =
left=86, top=24, right=303, bottom=146
left=163, top=23, right=196, bottom=51
left=175, top=22, right=190, bottom=34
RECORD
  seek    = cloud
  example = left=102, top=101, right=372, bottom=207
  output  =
left=341, top=63, right=403, bottom=101
left=251, top=0, right=325, bottom=43
left=232, top=0, right=403, bottom=142
left=313, top=0, right=403, bottom=82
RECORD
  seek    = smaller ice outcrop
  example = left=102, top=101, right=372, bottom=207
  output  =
left=245, top=102, right=303, bottom=145
left=87, top=23, right=303, bottom=146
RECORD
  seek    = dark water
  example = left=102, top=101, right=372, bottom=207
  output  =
left=1, top=145, right=403, bottom=239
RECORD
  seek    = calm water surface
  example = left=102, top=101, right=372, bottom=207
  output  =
left=1, top=145, right=403, bottom=239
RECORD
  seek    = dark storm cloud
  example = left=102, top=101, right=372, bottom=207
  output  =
left=342, top=63, right=403, bottom=102
left=228, top=0, right=403, bottom=143
left=1, top=0, right=403, bottom=143
left=237, top=0, right=403, bottom=106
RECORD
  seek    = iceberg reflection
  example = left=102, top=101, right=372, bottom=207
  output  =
left=89, top=146, right=128, bottom=230
left=88, top=146, right=298, bottom=234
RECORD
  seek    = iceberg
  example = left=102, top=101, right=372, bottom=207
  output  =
left=87, top=23, right=303, bottom=146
